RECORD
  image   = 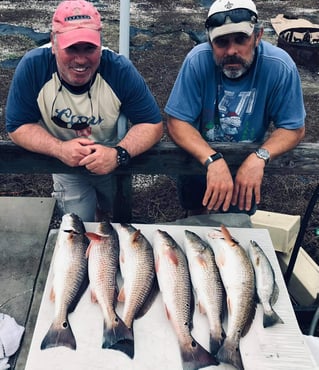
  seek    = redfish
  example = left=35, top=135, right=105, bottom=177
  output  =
left=41, top=213, right=89, bottom=351
left=206, top=225, right=256, bottom=370
left=184, top=229, right=225, bottom=355
left=85, top=221, right=133, bottom=357
left=153, top=229, right=218, bottom=370
left=115, top=223, right=158, bottom=358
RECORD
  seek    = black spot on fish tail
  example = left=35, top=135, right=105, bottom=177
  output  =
left=102, top=316, right=134, bottom=353
left=181, top=337, right=219, bottom=370
left=40, top=319, right=76, bottom=350
left=217, top=338, right=243, bottom=370
left=109, top=338, right=135, bottom=359
left=263, top=309, right=284, bottom=328
left=210, top=329, right=226, bottom=356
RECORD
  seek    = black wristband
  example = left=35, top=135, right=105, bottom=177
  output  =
left=204, top=152, right=224, bottom=168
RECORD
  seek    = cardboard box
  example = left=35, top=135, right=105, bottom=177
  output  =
left=277, top=247, right=319, bottom=306
left=251, top=210, right=300, bottom=254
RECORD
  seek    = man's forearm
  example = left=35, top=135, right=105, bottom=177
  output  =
left=118, top=122, right=163, bottom=157
left=9, top=123, right=63, bottom=158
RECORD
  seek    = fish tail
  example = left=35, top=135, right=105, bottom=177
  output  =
left=102, top=317, right=134, bottom=359
left=181, top=338, right=219, bottom=370
left=40, top=320, right=76, bottom=350
left=217, top=338, right=244, bottom=370
left=263, top=309, right=284, bottom=328
left=209, top=329, right=225, bottom=355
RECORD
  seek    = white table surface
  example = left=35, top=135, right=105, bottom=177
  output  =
left=25, top=224, right=317, bottom=370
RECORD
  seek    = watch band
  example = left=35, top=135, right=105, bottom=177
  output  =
left=114, top=146, right=131, bottom=167
left=204, top=152, right=224, bottom=168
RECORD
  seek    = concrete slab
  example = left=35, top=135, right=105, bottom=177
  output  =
left=0, top=197, right=55, bottom=368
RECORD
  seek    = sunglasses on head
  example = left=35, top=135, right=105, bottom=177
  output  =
left=51, top=84, right=93, bottom=130
left=205, top=8, right=257, bottom=29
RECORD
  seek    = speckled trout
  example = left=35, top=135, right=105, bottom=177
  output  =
left=184, top=230, right=225, bottom=355
left=85, top=221, right=133, bottom=357
left=153, top=229, right=218, bottom=370
left=206, top=225, right=256, bottom=370
left=41, top=213, right=89, bottom=351
left=115, top=223, right=158, bottom=358
left=248, top=240, right=284, bottom=328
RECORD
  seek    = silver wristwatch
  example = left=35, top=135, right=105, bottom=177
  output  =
left=255, top=148, right=270, bottom=164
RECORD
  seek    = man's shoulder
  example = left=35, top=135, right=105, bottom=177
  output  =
left=258, top=40, right=297, bottom=70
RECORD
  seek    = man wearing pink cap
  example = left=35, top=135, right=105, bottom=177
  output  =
left=165, top=0, right=305, bottom=217
left=6, top=0, right=163, bottom=222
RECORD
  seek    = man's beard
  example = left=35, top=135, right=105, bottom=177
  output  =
left=217, top=50, right=255, bottom=79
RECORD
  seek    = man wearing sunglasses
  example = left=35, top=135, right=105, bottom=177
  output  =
left=6, top=0, right=163, bottom=222
left=165, top=0, right=305, bottom=217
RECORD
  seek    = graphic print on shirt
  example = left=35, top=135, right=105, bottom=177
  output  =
left=204, top=87, right=257, bottom=142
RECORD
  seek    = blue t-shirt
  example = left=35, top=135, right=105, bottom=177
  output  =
left=6, top=44, right=162, bottom=143
left=165, top=40, right=305, bottom=143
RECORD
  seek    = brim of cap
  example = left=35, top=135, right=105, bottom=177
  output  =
left=209, top=21, right=254, bottom=41
left=56, top=28, right=101, bottom=49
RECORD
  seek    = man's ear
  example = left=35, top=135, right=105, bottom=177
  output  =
left=50, top=32, right=56, bottom=54
left=255, top=28, right=264, bottom=46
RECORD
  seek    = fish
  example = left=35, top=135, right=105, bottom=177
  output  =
left=115, top=223, right=158, bottom=358
left=41, top=213, right=89, bottom=350
left=206, top=225, right=256, bottom=370
left=153, top=229, right=218, bottom=370
left=183, top=230, right=225, bottom=355
left=248, top=240, right=284, bottom=328
left=85, top=221, right=133, bottom=357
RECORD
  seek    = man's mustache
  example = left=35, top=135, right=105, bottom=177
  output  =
left=221, top=56, right=246, bottom=66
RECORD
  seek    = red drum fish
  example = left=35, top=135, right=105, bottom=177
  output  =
left=153, top=229, right=218, bottom=370
left=85, top=221, right=133, bottom=357
left=184, top=229, right=225, bottom=355
left=116, top=223, right=158, bottom=358
left=41, top=213, right=89, bottom=351
left=206, top=225, right=256, bottom=370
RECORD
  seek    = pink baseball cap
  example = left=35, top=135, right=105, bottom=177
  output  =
left=52, top=0, right=102, bottom=49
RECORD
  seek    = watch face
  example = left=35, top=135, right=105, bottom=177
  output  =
left=256, top=148, right=270, bottom=162
left=116, top=146, right=131, bottom=167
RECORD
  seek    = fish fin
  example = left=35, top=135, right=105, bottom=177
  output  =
left=270, top=281, right=280, bottom=305
left=135, top=276, right=159, bottom=319
left=263, top=309, right=284, bottom=328
left=181, top=337, right=219, bottom=370
left=85, top=232, right=102, bottom=242
left=165, top=249, right=179, bottom=266
left=220, top=225, right=238, bottom=247
left=91, top=290, right=98, bottom=303
left=165, top=305, right=171, bottom=321
left=49, top=287, right=55, bottom=302
left=132, top=230, right=142, bottom=245
left=118, top=287, right=125, bottom=302
left=198, top=301, right=206, bottom=315
left=196, top=255, right=208, bottom=269
left=210, top=328, right=226, bottom=356
left=109, top=338, right=135, bottom=359
left=40, top=319, right=76, bottom=350
left=85, top=241, right=94, bottom=258
left=102, top=317, right=134, bottom=359
left=217, top=337, right=244, bottom=370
